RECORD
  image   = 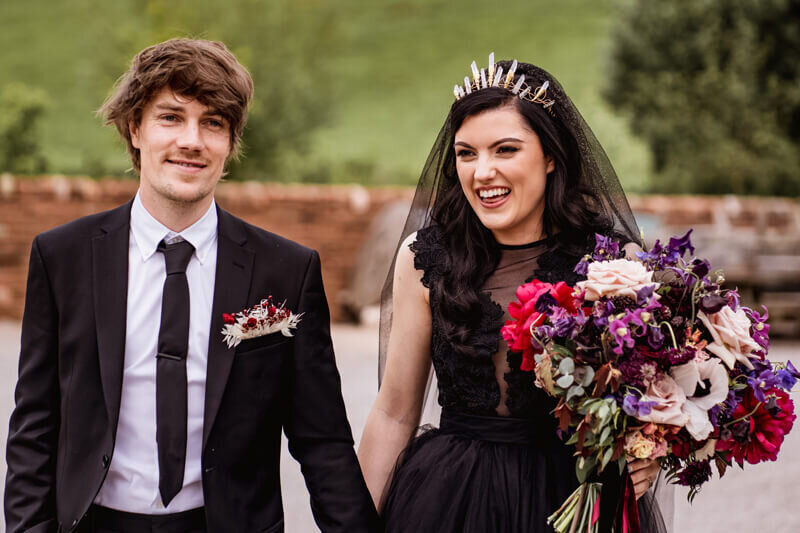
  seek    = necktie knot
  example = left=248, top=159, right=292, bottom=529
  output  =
left=159, top=239, right=195, bottom=274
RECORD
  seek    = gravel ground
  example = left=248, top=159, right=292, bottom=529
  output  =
left=1, top=320, right=798, bottom=532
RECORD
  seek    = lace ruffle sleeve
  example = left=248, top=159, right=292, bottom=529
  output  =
left=408, top=225, right=446, bottom=289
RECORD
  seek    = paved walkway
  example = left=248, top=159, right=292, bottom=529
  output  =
left=1, top=320, right=798, bottom=531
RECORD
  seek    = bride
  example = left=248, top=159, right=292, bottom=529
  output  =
left=358, top=56, right=667, bottom=532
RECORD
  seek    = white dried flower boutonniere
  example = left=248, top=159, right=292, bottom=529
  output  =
left=221, top=296, right=302, bottom=348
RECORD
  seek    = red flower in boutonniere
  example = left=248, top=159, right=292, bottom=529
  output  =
left=221, top=296, right=303, bottom=348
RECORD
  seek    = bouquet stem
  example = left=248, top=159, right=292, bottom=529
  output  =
left=549, top=482, right=602, bottom=533
left=568, top=484, right=587, bottom=533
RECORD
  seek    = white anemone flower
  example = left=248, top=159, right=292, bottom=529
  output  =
left=670, top=357, right=729, bottom=440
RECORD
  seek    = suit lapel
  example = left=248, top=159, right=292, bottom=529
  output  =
left=93, top=202, right=132, bottom=433
left=203, top=207, right=254, bottom=448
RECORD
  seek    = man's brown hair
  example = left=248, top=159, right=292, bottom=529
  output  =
left=100, top=38, right=254, bottom=172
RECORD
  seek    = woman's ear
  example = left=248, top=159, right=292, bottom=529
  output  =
left=546, top=155, right=555, bottom=174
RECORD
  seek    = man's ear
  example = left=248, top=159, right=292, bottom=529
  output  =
left=129, top=121, right=140, bottom=149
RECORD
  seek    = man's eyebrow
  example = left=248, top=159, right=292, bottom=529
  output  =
left=153, top=103, right=185, bottom=112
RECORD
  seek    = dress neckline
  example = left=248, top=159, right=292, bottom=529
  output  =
left=497, top=236, right=550, bottom=250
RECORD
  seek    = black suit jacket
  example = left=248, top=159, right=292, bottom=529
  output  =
left=4, top=202, right=380, bottom=533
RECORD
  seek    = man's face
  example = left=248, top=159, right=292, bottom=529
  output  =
left=131, top=88, right=231, bottom=207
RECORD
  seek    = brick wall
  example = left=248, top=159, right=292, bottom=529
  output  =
left=0, top=174, right=412, bottom=321
left=1, top=175, right=799, bottom=324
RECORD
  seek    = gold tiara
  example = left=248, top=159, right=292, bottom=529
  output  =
left=453, top=53, right=555, bottom=115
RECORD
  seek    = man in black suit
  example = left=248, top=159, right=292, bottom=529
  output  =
left=4, top=38, right=380, bottom=533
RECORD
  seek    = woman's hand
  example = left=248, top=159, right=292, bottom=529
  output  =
left=628, top=457, right=660, bottom=500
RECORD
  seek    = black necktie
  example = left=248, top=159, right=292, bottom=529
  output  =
left=156, top=239, right=194, bottom=507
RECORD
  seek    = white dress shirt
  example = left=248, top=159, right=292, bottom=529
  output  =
left=95, top=192, right=218, bottom=513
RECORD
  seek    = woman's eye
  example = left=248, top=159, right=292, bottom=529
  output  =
left=456, top=149, right=474, bottom=157
left=498, top=145, right=519, bottom=154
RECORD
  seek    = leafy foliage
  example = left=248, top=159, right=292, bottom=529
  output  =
left=0, top=83, right=48, bottom=174
left=606, top=0, right=800, bottom=195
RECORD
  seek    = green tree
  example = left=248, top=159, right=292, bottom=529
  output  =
left=606, top=0, right=800, bottom=195
left=0, top=83, right=48, bottom=174
left=141, top=0, right=339, bottom=181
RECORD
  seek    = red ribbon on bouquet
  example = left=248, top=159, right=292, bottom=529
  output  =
left=594, top=468, right=641, bottom=533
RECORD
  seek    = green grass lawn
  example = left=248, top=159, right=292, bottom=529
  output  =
left=0, top=0, right=652, bottom=191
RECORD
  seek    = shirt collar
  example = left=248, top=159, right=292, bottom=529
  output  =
left=130, top=191, right=218, bottom=265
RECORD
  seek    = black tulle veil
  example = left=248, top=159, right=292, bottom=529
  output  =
left=376, top=57, right=670, bottom=532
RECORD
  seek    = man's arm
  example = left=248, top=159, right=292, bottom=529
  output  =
left=5, top=237, right=61, bottom=532
left=282, top=250, right=381, bottom=533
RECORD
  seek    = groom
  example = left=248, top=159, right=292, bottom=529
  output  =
left=5, top=39, right=379, bottom=533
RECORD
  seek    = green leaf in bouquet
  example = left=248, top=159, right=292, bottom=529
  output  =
left=616, top=456, right=627, bottom=475
left=576, top=455, right=597, bottom=484
left=565, top=432, right=579, bottom=445
left=559, top=357, right=575, bottom=375
left=597, top=403, right=610, bottom=421
left=557, top=374, right=575, bottom=388
left=567, top=384, right=585, bottom=402
left=600, top=445, right=615, bottom=470
left=600, top=426, right=612, bottom=445
left=551, top=344, right=575, bottom=359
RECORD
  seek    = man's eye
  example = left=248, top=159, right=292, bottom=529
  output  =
left=161, top=115, right=178, bottom=122
left=208, top=119, right=224, bottom=128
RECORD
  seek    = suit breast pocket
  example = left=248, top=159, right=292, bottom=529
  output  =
left=231, top=337, right=291, bottom=393
left=235, top=333, right=293, bottom=355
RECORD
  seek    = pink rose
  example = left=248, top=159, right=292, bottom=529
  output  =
left=637, top=374, right=689, bottom=427
left=698, top=306, right=761, bottom=370
left=575, top=259, right=658, bottom=301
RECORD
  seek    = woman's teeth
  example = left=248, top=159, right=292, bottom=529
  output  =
left=479, top=188, right=510, bottom=199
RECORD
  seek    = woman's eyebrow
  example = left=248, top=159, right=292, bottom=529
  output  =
left=454, top=137, right=523, bottom=149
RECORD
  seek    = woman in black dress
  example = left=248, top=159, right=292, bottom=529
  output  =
left=358, top=56, right=666, bottom=532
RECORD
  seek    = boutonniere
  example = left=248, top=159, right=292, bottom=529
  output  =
left=221, top=296, right=303, bottom=348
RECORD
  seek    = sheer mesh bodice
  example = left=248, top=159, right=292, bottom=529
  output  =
left=410, top=225, right=589, bottom=419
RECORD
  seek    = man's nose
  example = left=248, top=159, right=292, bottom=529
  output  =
left=176, top=121, right=203, bottom=151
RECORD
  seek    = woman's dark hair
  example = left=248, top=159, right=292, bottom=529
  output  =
left=431, top=61, right=610, bottom=357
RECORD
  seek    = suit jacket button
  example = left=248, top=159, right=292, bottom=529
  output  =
left=102, top=454, right=110, bottom=468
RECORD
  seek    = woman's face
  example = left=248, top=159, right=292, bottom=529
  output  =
left=454, top=104, right=554, bottom=245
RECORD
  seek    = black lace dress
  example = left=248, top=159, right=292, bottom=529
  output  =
left=381, top=226, right=588, bottom=532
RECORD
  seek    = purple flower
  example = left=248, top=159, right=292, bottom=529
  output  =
left=534, top=292, right=557, bottom=314
left=726, top=291, right=740, bottom=312
left=699, top=293, right=728, bottom=314
left=609, top=318, right=635, bottom=354
left=690, top=258, right=710, bottom=279
left=647, top=325, right=666, bottom=349
left=550, top=306, right=586, bottom=338
left=777, top=361, right=800, bottom=391
left=747, top=368, right=781, bottom=403
left=574, top=256, right=590, bottom=276
left=744, top=306, right=770, bottom=353
left=636, top=285, right=658, bottom=307
left=592, top=233, right=621, bottom=261
left=676, top=460, right=712, bottom=487
left=623, top=392, right=659, bottom=417
left=668, top=229, right=695, bottom=259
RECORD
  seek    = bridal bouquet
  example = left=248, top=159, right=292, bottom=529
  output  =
left=501, top=231, right=798, bottom=533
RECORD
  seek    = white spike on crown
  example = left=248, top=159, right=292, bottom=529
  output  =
left=454, top=53, right=555, bottom=115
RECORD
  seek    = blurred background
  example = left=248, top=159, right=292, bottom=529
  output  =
left=1, top=0, right=798, bottom=531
